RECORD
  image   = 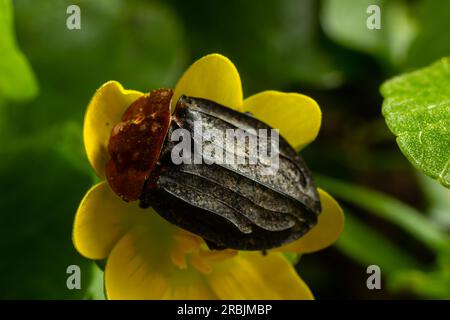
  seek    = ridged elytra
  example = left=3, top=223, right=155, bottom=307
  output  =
left=107, top=89, right=321, bottom=251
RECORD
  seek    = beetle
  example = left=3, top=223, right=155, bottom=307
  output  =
left=106, top=89, right=321, bottom=251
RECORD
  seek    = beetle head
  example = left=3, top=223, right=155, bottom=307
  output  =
left=106, top=89, right=172, bottom=201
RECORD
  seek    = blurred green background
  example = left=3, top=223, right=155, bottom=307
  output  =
left=0, top=0, right=449, bottom=299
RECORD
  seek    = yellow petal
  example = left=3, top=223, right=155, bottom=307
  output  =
left=172, top=54, right=243, bottom=112
left=243, top=91, right=322, bottom=150
left=276, top=189, right=344, bottom=253
left=73, top=181, right=168, bottom=260
left=105, top=226, right=217, bottom=300
left=83, top=81, right=143, bottom=178
left=207, top=252, right=313, bottom=300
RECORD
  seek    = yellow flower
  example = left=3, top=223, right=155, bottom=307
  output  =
left=73, top=54, right=344, bottom=299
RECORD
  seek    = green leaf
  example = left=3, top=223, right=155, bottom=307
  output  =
left=336, top=210, right=421, bottom=275
left=0, top=0, right=38, bottom=101
left=316, top=175, right=450, bottom=251
left=381, top=57, right=450, bottom=188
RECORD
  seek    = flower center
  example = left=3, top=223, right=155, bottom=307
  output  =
left=169, top=230, right=237, bottom=274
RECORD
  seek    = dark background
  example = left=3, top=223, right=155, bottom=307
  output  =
left=0, top=0, right=449, bottom=299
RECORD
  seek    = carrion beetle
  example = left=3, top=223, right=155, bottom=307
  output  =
left=106, top=89, right=321, bottom=251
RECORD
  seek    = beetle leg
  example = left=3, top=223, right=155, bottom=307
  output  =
left=204, top=239, right=227, bottom=251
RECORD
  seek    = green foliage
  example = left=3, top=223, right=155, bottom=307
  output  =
left=389, top=254, right=450, bottom=299
left=0, top=125, right=93, bottom=298
left=317, top=175, right=450, bottom=251
left=322, top=0, right=386, bottom=54
left=0, top=0, right=187, bottom=298
left=283, top=252, right=301, bottom=265
left=381, top=58, right=450, bottom=188
left=83, top=264, right=105, bottom=300
left=321, top=0, right=417, bottom=68
left=10, top=0, right=186, bottom=133
left=322, top=0, right=450, bottom=71
left=170, top=0, right=349, bottom=92
left=318, top=175, right=450, bottom=298
left=336, top=210, right=421, bottom=275
left=335, top=210, right=421, bottom=275
left=0, top=0, right=38, bottom=101
left=418, top=173, right=450, bottom=229
left=407, top=0, right=450, bottom=68
left=1, top=0, right=449, bottom=299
